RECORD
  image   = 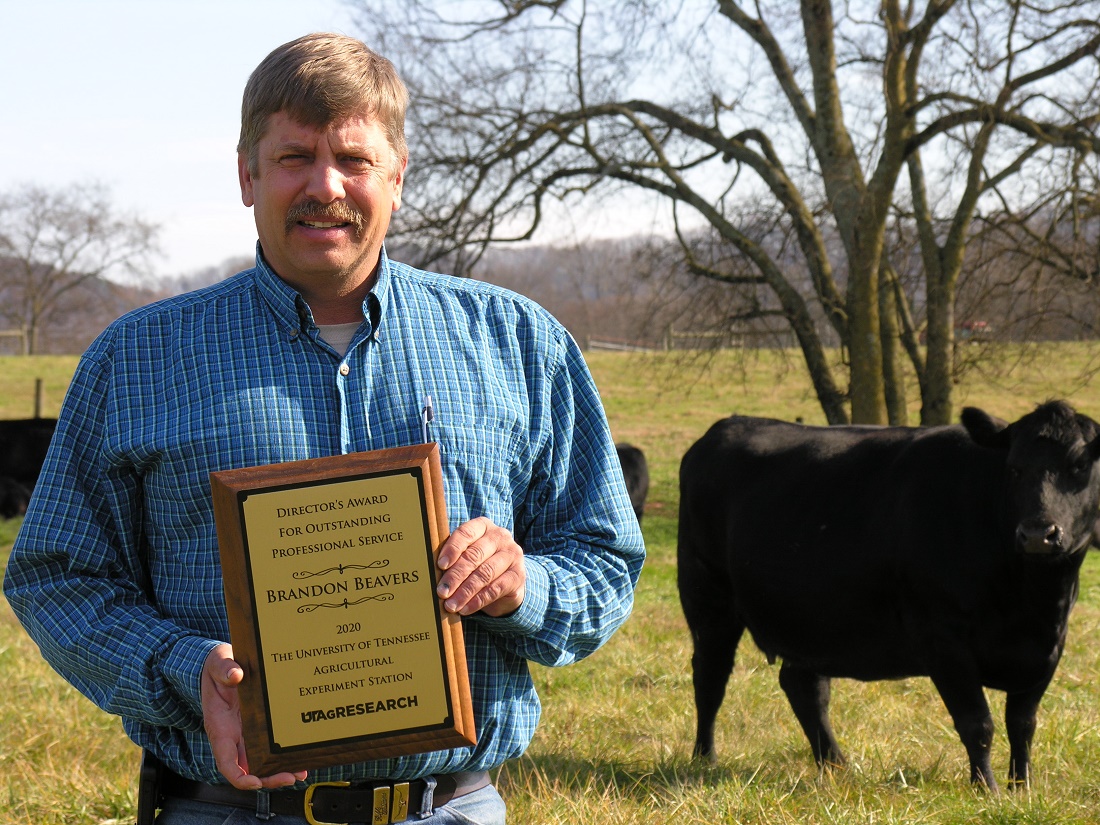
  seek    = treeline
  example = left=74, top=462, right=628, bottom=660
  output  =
left=0, top=255, right=253, bottom=356
left=419, top=224, right=1100, bottom=353
left=2, top=226, right=1098, bottom=357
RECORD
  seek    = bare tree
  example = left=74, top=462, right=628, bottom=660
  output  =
left=0, top=183, right=159, bottom=354
left=349, top=0, right=1100, bottom=424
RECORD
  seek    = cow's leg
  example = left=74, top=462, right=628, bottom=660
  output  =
left=1005, top=682, right=1048, bottom=788
left=929, top=672, right=998, bottom=791
left=679, top=562, right=743, bottom=761
left=687, top=619, right=742, bottom=761
left=778, top=662, right=845, bottom=768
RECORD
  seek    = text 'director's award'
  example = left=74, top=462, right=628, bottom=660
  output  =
left=210, top=444, right=476, bottom=775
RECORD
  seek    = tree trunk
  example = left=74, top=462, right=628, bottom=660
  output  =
left=845, top=244, right=888, bottom=423
left=790, top=315, right=850, bottom=425
left=922, top=279, right=954, bottom=426
left=801, top=0, right=888, bottom=423
left=879, top=262, right=908, bottom=425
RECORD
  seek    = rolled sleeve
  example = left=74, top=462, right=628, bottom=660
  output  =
left=473, top=554, right=551, bottom=637
left=161, top=635, right=225, bottom=721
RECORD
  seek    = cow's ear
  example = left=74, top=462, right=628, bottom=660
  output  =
left=961, top=407, right=1011, bottom=450
left=1087, top=435, right=1100, bottom=462
left=1081, top=416, right=1100, bottom=461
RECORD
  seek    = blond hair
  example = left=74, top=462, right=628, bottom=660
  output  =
left=238, top=33, right=408, bottom=174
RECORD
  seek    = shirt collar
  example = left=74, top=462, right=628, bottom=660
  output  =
left=370, top=245, right=393, bottom=337
left=251, top=242, right=391, bottom=340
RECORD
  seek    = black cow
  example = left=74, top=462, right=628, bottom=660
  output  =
left=616, top=443, right=649, bottom=523
left=0, top=476, right=32, bottom=519
left=677, top=401, right=1100, bottom=790
left=0, top=417, right=57, bottom=488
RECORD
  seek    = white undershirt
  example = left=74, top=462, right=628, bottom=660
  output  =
left=316, top=322, right=362, bottom=355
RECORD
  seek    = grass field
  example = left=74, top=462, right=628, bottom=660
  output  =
left=4, top=345, right=1100, bottom=823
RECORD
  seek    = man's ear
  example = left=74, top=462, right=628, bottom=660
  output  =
left=391, top=155, right=408, bottom=212
left=238, top=152, right=255, bottom=208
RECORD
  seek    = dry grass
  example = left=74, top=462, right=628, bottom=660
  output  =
left=0, top=587, right=137, bottom=823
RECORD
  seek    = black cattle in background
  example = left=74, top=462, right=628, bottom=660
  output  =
left=678, top=401, right=1100, bottom=791
left=0, top=418, right=58, bottom=518
left=616, top=443, right=649, bottom=523
left=0, top=476, right=32, bottom=519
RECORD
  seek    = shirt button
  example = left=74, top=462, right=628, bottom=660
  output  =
left=339, top=364, right=350, bottom=376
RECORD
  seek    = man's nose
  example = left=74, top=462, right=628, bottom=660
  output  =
left=304, top=162, right=347, bottom=202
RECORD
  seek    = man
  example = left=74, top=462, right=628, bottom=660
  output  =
left=4, top=33, right=644, bottom=824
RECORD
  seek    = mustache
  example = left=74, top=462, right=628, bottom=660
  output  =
left=284, top=200, right=364, bottom=234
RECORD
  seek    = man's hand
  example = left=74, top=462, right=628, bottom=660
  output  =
left=436, top=517, right=526, bottom=617
left=202, top=644, right=308, bottom=789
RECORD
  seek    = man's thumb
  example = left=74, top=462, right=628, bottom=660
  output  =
left=205, top=644, right=244, bottom=687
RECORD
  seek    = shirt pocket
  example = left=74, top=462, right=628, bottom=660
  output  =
left=436, top=419, right=526, bottom=530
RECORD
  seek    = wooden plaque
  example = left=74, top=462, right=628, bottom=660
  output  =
left=210, top=444, right=476, bottom=775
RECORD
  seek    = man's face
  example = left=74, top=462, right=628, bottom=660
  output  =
left=238, top=110, right=406, bottom=298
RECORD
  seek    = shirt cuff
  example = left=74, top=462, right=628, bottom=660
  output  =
left=472, top=554, right=549, bottom=635
left=162, top=634, right=225, bottom=722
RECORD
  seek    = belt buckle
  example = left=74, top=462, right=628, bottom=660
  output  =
left=304, top=781, right=351, bottom=825
left=303, top=780, right=409, bottom=825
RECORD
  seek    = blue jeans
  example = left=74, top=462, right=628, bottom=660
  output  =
left=155, top=784, right=507, bottom=825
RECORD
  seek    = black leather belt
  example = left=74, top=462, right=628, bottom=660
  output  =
left=160, top=767, right=490, bottom=824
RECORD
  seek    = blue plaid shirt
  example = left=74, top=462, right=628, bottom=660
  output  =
left=4, top=248, right=644, bottom=784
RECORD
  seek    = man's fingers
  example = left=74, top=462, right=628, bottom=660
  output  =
left=441, top=552, right=518, bottom=614
left=437, top=539, right=496, bottom=598
left=209, top=738, right=261, bottom=790
left=201, top=644, right=306, bottom=789
left=204, top=694, right=260, bottom=790
left=459, top=569, right=526, bottom=617
left=436, top=517, right=491, bottom=570
left=436, top=517, right=526, bottom=616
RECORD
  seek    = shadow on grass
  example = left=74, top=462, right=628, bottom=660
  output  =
left=495, top=749, right=824, bottom=807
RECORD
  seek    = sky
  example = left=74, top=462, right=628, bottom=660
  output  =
left=0, top=0, right=364, bottom=278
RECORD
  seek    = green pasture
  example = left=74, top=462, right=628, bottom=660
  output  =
left=4, top=345, right=1100, bottom=823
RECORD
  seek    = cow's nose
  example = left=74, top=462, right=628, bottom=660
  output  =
left=1016, top=523, right=1065, bottom=554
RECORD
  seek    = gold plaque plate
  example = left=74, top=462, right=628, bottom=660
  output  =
left=211, top=444, right=476, bottom=775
